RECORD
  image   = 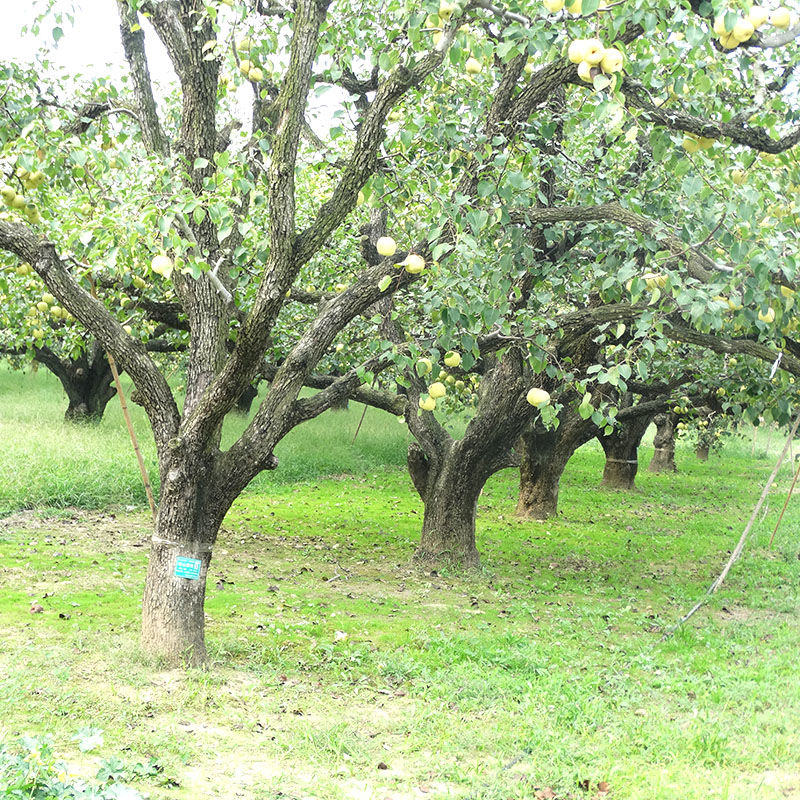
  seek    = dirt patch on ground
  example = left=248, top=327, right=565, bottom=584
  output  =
left=0, top=508, right=153, bottom=550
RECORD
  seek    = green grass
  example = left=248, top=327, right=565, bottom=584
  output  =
left=0, top=365, right=799, bottom=799
left=0, top=365, right=409, bottom=511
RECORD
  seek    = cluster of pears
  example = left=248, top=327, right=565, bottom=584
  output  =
left=426, top=3, right=485, bottom=75
left=237, top=38, right=264, bottom=82
left=417, top=351, right=476, bottom=411
left=32, top=292, right=71, bottom=321
left=672, top=396, right=697, bottom=433
left=568, top=38, right=624, bottom=83
left=26, top=291, right=74, bottom=339
left=713, top=6, right=791, bottom=48
left=376, top=236, right=426, bottom=274
left=1, top=169, right=43, bottom=224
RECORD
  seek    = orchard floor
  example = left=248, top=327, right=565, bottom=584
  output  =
left=1, top=434, right=800, bottom=799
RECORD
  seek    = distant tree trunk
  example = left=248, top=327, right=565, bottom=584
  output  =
left=515, top=405, right=595, bottom=520
left=34, top=341, right=117, bottom=422
left=696, top=443, right=710, bottom=461
left=515, top=433, right=563, bottom=520
left=406, top=348, right=533, bottom=568
left=599, top=410, right=654, bottom=489
left=234, top=382, right=259, bottom=414
left=649, top=413, right=677, bottom=472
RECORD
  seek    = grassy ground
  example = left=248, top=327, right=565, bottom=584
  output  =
left=1, top=366, right=799, bottom=799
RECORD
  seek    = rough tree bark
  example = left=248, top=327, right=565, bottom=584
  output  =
left=648, top=412, right=677, bottom=472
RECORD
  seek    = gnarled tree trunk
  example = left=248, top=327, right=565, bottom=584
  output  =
left=410, top=443, right=483, bottom=568
left=515, top=405, right=595, bottom=520
left=406, top=348, right=533, bottom=568
left=34, top=341, right=116, bottom=422
left=648, top=413, right=677, bottom=472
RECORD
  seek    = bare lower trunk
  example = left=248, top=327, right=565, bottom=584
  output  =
left=695, top=443, right=709, bottom=461
left=516, top=431, right=569, bottom=520
left=602, top=455, right=638, bottom=488
left=141, top=458, right=229, bottom=666
left=599, top=412, right=654, bottom=490
left=649, top=413, right=677, bottom=473
left=414, top=462, right=482, bottom=568
left=142, top=534, right=213, bottom=666
left=64, top=379, right=116, bottom=422
left=516, top=460, right=562, bottom=519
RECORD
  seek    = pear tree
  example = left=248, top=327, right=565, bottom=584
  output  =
left=4, top=0, right=800, bottom=665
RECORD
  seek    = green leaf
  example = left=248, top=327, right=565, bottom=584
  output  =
left=593, top=74, right=612, bottom=92
left=378, top=275, right=392, bottom=292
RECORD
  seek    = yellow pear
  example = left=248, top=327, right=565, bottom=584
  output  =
left=577, top=61, right=594, bottom=82
left=465, top=57, right=482, bottom=75
left=748, top=6, right=768, bottom=28
left=758, top=307, right=775, bottom=323
left=151, top=254, right=174, bottom=279
left=444, top=350, right=461, bottom=368
left=582, top=39, right=606, bottom=65
left=428, top=381, right=447, bottom=399
left=419, top=395, right=436, bottom=411
left=568, top=39, right=590, bottom=63
left=526, top=388, right=551, bottom=407
left=403, top=254, right=426, bottom=274
left=600, top=48, right=623, bottom=73
left=682, top=137, right=701, bottom=154
left=376, top=236, right=397, bottom=257
left=770, top=7, right=791, bottom=28
left=732, top=18, right=754, bottom=41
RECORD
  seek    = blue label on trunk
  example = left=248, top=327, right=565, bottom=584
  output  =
left=174, top=556, right=202, bottom=580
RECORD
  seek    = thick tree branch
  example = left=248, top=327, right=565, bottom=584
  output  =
left=510, top=202, right=721, bottom=282
left=621, top=77, right=800, bottom=153
left=116, top=0, right=170, bottom=156
left=666, top=319, right=800, bottom=377
left=0, top=220, right=180, bottom=452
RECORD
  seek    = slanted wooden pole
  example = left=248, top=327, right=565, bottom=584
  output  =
left=108, top=352, right=157, bottom=518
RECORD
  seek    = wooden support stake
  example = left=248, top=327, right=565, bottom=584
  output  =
left=769, top=453, right=800, bottom=548
left=108, top=353, right=157, bottom=518
left=664, top=408, right=800, bottom=638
